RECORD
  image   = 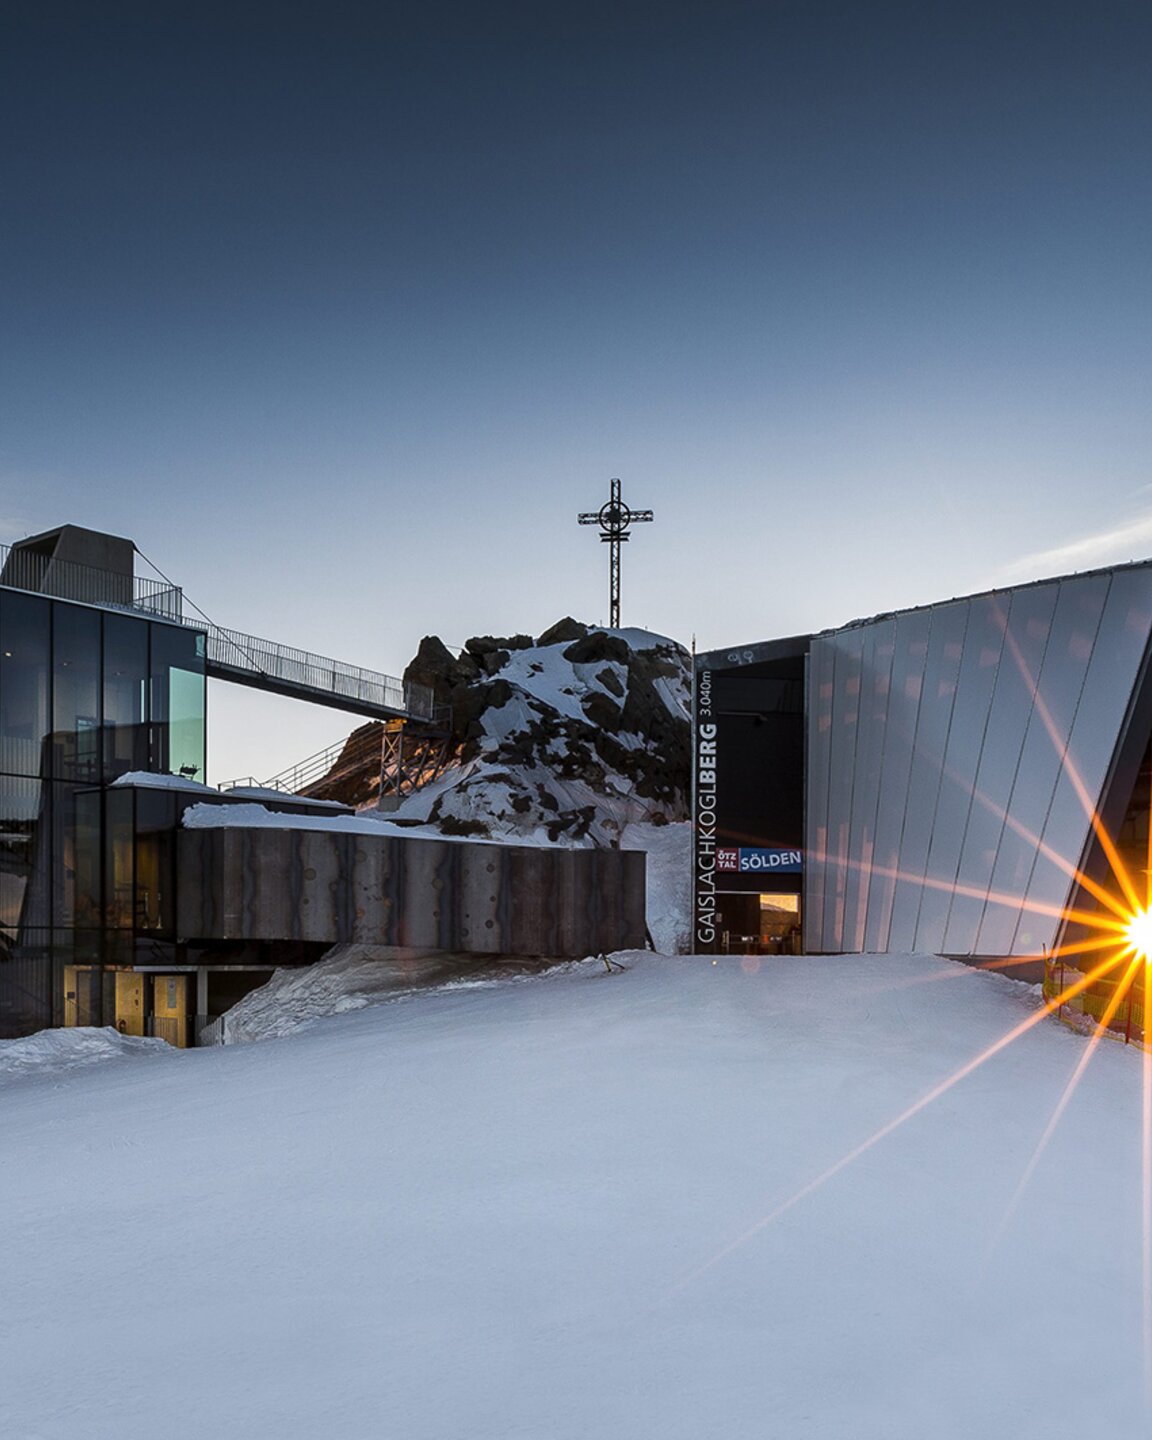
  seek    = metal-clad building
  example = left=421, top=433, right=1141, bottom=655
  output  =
left=694, top=561, right=1152, bottom=963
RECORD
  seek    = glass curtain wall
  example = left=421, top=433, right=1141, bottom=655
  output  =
left=0, top=588, right=205, bottom=1036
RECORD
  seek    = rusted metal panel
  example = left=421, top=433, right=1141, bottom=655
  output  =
left=176, top=829, right=646, bottom=957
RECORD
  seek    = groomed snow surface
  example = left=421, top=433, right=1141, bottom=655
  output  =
left=5, top=952, right=1151, bottom=1438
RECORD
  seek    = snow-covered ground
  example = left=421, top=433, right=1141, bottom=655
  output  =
left=4, top=951, right=1151, bottom=1439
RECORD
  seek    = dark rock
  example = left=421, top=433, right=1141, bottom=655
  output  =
left=465, top=633, right=534, bottom=657
left=563, top=632, right=630, bottom=666
left=581, top=691, right=623, bottom=730
left=438, top=814, right=490, bottom=837
left=403, top=635, right=473, bottom=698
left=537, top=617, right=588, bottom=647
left=596, top=667, right=625, bottom=698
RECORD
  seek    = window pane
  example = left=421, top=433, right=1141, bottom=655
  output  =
left=52, top=603, right=101, bottom=782
left=0, top=591, right=50, bottom=777
left=51, top=782, right=89, bottom=928
left=150, top=626, right=206, bottom=779
left=105, top=787, right=134, bottom=929
left=135, top=789, right=176, bottom=934
left=74, top=789, right=102, bottom=930
left=103, top=613, right=148, bottom=780
left=0, top=775, right=48, bottom=945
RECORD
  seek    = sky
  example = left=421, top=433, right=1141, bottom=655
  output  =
left=3, top=1, right=1151, bottom=782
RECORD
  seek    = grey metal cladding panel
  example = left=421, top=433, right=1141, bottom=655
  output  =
left=625, top=849, right=648, bottom=949
left=821, top=629, right=867, bottom=949
left=842, top=619, right=896, bottom=952
left=977, top=575, right=1108, bottom=955
left=942, top=582, right=1060, bottom=954
left=505, top=847, right=555, bottom=954
left=298, top=828, right=351, bottom=942
left=399, top=839, right=454, bottom=950
left=886, top=602, right=967, bottom=951
left=176, top=829, right=214, bottom=935
left=459, top=845, right=502, bottom=952
left=864, top=608, right=932, bottom=952
left=804, top=638, right=835, bottom=948
left=914, top=594, right=1008, bottom=953
left=1016, top=567, right=1152, bottom=953
left=350, top=834, right=398, bottom=945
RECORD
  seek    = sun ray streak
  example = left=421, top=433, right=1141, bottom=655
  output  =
left=994, top=597, right=1142, bottom=915
left=984, top=950, right=1141, bottom=1264
left=1143, top=958, right=1152, bottom=1406
left=669, top=951, right=1129, bottom=1295
left=803, top=841, right=1131, bottom=932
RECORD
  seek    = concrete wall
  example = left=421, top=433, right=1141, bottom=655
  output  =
left=177, top=828, right=646, bottom=958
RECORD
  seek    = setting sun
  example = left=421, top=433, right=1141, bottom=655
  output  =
left=1127, top=910, right=1152, bottom=962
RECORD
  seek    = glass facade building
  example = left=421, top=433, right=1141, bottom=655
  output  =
left=0, top=583, right=207, bottom=1036
left=695, top=562, right=1152, bottom=962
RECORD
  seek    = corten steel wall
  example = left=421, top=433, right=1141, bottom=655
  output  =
left=177, top=828, right=646, bottom=957
left=805, top=564, right=1152, bottom=957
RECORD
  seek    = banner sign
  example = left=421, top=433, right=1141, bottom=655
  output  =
left=716, top=847, right=803, bottom=874
left=694, top=668, right=719, bottom=949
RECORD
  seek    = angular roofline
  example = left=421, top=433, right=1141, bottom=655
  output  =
left=697, top=556, right=1152, bottom=669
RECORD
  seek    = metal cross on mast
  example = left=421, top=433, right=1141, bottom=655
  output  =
left=577, top=477, right=654, bottom=628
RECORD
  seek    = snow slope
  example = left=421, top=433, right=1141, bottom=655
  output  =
left=4, top=953, right=1150, bottom=1439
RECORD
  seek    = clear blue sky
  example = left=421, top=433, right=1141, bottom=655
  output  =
left=3, top=1, right=1151, bottom=781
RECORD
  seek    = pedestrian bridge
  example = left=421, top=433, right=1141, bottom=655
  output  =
left=0, top=532, right=433, bottom=723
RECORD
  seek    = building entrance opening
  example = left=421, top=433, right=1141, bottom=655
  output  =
left=716, top=892, right=802, bottom=955
left=152, top=974, right=189, bottom=1048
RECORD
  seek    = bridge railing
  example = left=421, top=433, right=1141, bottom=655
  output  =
left=1, top=540, right=431, bottom=721
left=0, top=542, right=183, bottom=618
left=203, top=624, right=434, bottom=720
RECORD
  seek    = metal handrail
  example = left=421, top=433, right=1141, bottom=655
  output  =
left=260, top=736, right=359, bottom=794
left=199, top=621, right=434, bottom=720
left=0, top=542, right=183, bottom=618
left=0, top=540, right=432, bottom=720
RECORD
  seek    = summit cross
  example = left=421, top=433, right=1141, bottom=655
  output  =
left=577, top=477, right=654, bottom=629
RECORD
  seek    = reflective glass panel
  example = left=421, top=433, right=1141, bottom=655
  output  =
left=0, top=775, right=47, bottom=947
left=74, top=788, right=102, bottom=931
left=103, top=613, right=148, bottom=780
left=0, top=591, right=50, bottom=777
left=135, top=788, right=176, bottom=934
left=52, top=603, right=101, bottom=782
left=105, top=786, right=134, bottom=930
left=150, top=626, right=206, bottom=780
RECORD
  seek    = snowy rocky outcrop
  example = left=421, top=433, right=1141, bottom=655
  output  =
left=315, top=618, right=692, bottom=850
